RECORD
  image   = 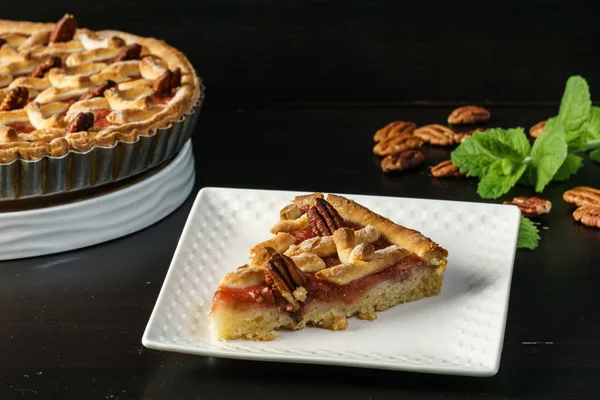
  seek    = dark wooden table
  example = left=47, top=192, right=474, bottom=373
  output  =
left=2, top=105, right=600, bottom=399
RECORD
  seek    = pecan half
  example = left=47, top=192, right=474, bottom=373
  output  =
left=529, top=120, right=546, bottom=138
left=413, top=124, right=456, bottom=146
left=265, top=252, right=307, bottom=311
left=112, top=43, right=142, bottom=63
left=381, top=149, right=424, bottom=172
left=79, top=80, right=117, bottom=100
left=448, top=105, right=491, bottom=125
left=373, top=134, right=423, bottom=156
left=504, top=196, right=552, bottom=217
left=373, top=120, right=417, bottom=142
left=563, top=186, right=600, bottom=208
left=153, top=68, right=182, bottom=97
left=307, top=198, right=344, bottom=236
left=430, top=160, right=464, bottom=178
left=573, top=206, right=600, bottom=229
left=0, top=86, right=29, bottom=111
left=30, top=56, right=63, bottom=78
left=453, top=127, right=489, bottom=144
left=66, top=112, right=94, bottom=133
left=49, top=14, right=77, bottom=44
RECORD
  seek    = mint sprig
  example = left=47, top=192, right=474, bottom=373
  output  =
left=451, top=126, right=566, bottom=198
left=451, top=75, right=600, bottom=200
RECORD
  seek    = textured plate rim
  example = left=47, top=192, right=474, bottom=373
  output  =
left=142, top=187, right=521, bottom=377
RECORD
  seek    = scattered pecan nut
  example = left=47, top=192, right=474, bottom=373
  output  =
left=453, top=127, right=489, bottom=144
left=30, top=56, right=63, bottom=78
left=265, top=252, right=307, bottom=311
left=448, top=105, right=491, bottom=125
left=0, top=86, right=29, bottom=111
left=573, top=206, right=600, bottom=229
left=79, top=80, right=117, bottom=101
left=563, top=186, right=600, bottom=208
left=430, top=160, right=464, bottom=178
left=373, top=133, right=423, bottom=156
left=65, top=112, right=94, bottom=133
left=381, top=149, right=424, bottom=173
left=504, top=196, right=552, bottom=217
left=112, top=43, right=142, bottom=63
left=153, top=68, right=182, bottom=97
left=529, top=120, right=546, bottom=138
left=307, top=198, right=344, bottom=236
left=373, top=120, right=417, bottom=142
left=413, top=124, right=456, bottom=146
left=49, top=14, right=77, bottom=44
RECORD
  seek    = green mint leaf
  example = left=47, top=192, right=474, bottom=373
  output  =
left=451, top=128, right=531, bottom=177
left=529, top=122, right=568, bottom=191
left=585, top=106, right=600, bottom=140
left=553, top=152, right=584, bottom=180
left=590, top=148, right=600, bottom=162
left=477, top=162, right=528, bottom=199
left=558, top=75, right=591, bottom=143
left=517, top=216, right=540, bottom=250
left=576, top=106, right=600, bottom=151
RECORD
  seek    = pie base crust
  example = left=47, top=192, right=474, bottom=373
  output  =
left=211, top=267, right=443, bottom=341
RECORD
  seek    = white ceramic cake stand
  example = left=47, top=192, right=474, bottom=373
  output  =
left=0, top=141, right=195, bottom=261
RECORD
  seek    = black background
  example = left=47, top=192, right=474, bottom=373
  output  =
left=2, top=2, right=600, bottom=399
left=3, top=0, right=600, bottom=106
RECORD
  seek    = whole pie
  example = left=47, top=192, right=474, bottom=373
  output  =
left=0, top=14, right=201, bottom=164
left=210, top=193, right=448, bottom=341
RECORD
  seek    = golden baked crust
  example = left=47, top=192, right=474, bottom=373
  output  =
left=0, top=16, right=202, bottom=164
left=326, top=194, right=448, bottom=268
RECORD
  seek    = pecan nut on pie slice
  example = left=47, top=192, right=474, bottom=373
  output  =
left=210, top=193, right=448, bottom=341
left=0, top=14, right=201, bottom=163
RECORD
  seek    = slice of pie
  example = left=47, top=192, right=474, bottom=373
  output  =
left=210, top=193, right=448, bottom=341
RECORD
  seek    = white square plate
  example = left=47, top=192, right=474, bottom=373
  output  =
left=142, top=187, right=520, bottom=376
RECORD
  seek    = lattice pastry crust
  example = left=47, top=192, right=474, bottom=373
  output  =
left=0, top=15, right=201, bottom=163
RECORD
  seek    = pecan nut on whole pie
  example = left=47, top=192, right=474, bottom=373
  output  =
left=112, top=43, right=142, bottom=63
left=49, top=14, right=77, bottom=43
left=66, top=112, right=94, bottom=134
left=154, top=68, right=182, bottom=97
left=381, top=149, right=425, bottom=172
left=30, top=56, right=63, bottom=78
left=0, top=86, right=28, bottom=111
left=79, top=80, right=117, bottom=101
left=447, top=105, right=491, bottom=125
left=504, top=196, right=552, bottom=217
left=430, top=160, right=464, bottom=178
left=307, top=198, right=344, bottom=236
